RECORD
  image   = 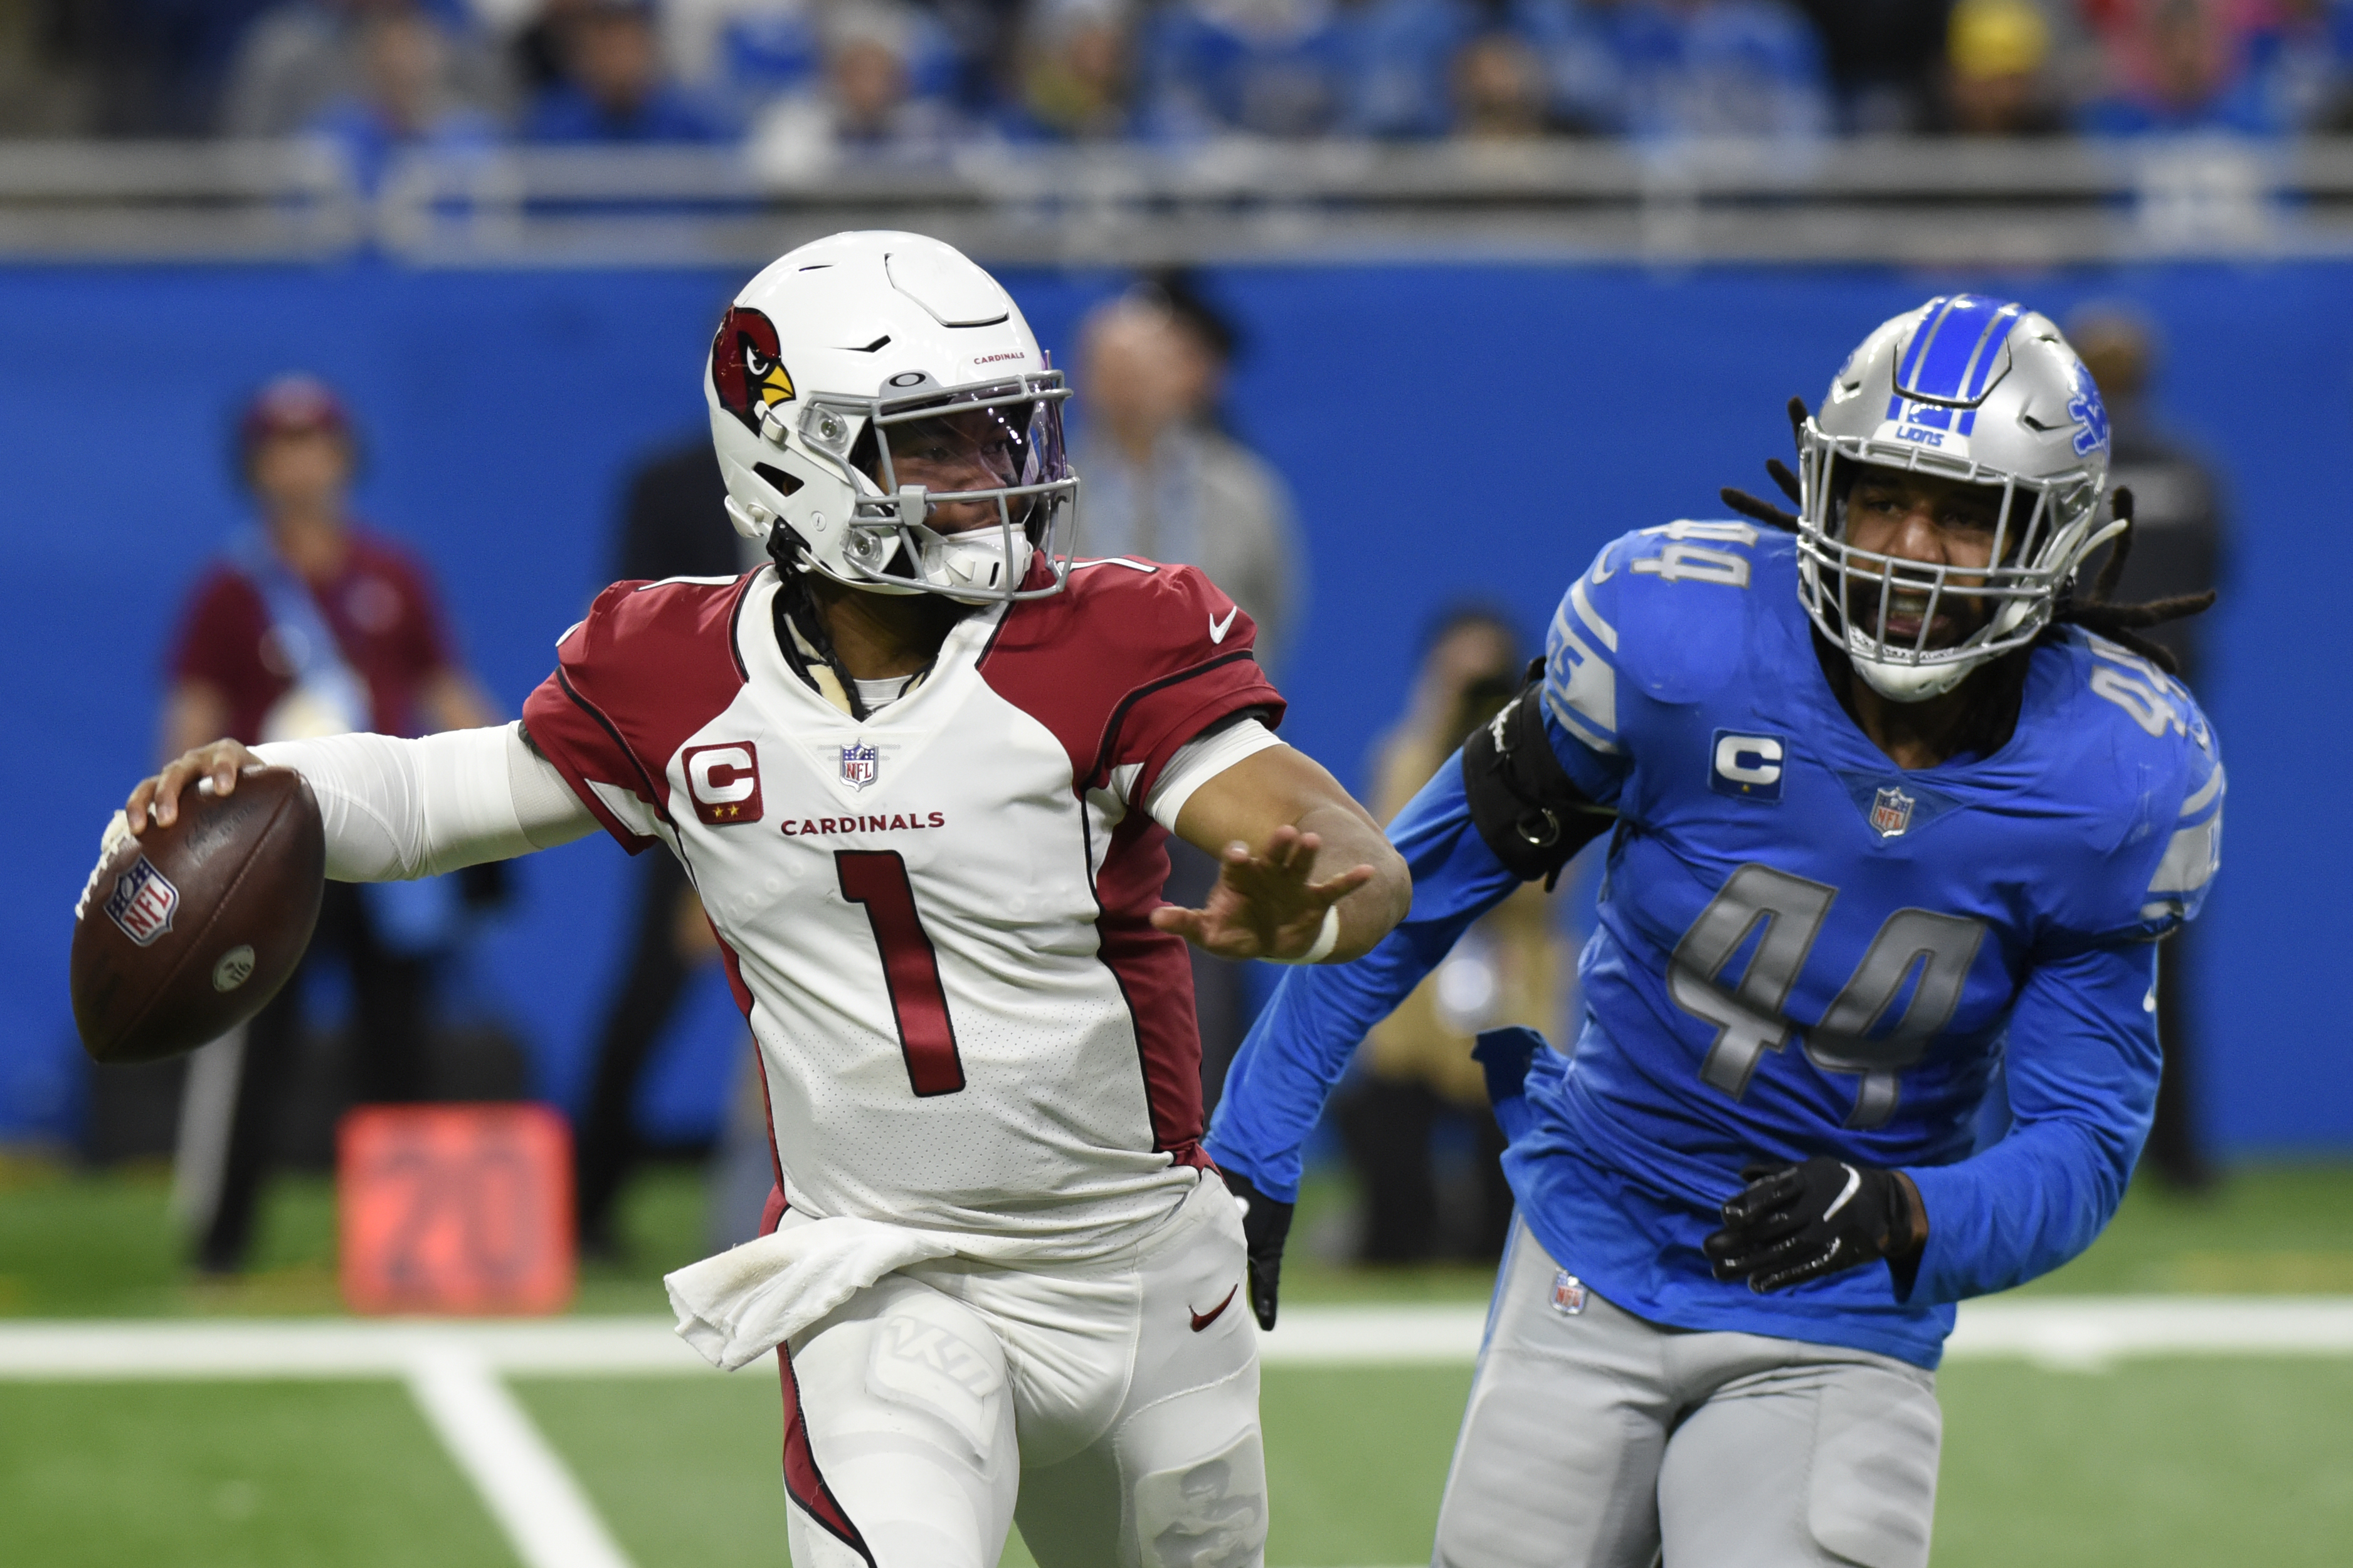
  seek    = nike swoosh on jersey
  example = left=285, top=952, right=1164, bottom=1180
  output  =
left=1208, top=606, right=1240, bottom=644
left=1190, top=1285, right=1239, bottom=1332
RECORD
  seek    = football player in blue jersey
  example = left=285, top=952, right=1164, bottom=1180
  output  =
left=1205, top=295, right=2224, bottom=1568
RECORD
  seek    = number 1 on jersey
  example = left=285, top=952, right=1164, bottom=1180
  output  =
left=836, top=851, right=966, bottom=1097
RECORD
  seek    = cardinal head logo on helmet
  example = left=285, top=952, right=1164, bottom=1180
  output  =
left=711, top=306, right=793, bottom=433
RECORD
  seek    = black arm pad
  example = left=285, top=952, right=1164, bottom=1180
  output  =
left=1461, top=670, right=1615, bottom=887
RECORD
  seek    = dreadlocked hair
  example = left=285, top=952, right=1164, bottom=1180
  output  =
left=1720, top=396, right=2216, bottom=678
left=1715, top=396, right=1810, bottom=535
left=2037, top=486, right=2215, bottom=676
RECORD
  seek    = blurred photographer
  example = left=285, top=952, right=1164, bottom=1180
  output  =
left=1335, top=607, right=1565, bottom=1263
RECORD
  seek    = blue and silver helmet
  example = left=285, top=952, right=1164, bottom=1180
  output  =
left=1797, top=294, right=2120, bottom=702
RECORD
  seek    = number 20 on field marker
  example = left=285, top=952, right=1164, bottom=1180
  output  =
left=338, top=1104, right=575, bottom=1316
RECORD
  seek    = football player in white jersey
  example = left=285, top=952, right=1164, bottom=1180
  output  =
left=119, top=231, right=1410, bottom=1568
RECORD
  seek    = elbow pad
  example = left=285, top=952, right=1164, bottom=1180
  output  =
left=1460, top=671, right=1614, bottom=887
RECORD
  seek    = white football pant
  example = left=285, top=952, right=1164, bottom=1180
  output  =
left=776, top=1173, right=1266, bottom=1568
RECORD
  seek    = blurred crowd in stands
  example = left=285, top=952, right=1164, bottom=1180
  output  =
left=7, top=0, right=2353, bottom=165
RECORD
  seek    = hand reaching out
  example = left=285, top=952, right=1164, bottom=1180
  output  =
left=1148, top=824, right=1374, bottom=962
left=78, top=739, right=262, bottom=926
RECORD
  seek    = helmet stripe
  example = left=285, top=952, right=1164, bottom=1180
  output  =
left=1955, top=300, right=2024, bottom=401
left=1896, top=295, right=1952, bottom=392
left=1897, top=294, right=2025, bottom=404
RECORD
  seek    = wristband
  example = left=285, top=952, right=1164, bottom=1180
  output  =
left=1268, top=905, right=1341, bottom=966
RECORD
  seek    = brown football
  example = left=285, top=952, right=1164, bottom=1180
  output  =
left=71, top=767, right=325, bottom=1064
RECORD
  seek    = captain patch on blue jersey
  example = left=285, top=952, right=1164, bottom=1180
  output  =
left=1210, top=520, right=2219, bottom=1369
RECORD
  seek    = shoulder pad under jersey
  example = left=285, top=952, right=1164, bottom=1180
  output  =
left=1543, top=520, right=1782, bottom=752
left=2045, top=631, right=2224, bottom=941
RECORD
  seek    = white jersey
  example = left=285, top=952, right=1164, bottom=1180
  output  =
left=522, top=559, right=1284, bottom=1261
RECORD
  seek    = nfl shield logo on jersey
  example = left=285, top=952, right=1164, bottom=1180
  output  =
left=841, top=741, right=879, bottom=791
left=1869, top=786, right=1916, bottom=838
left=1550, top=1270, right=1587, bottom=1316
left=104, top=857, right=179, bottom=946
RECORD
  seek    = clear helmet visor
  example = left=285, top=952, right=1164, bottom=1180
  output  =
left=825, top=372, right=1079, bottom=604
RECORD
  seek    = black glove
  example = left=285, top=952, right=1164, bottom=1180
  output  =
left=1219, top=1167, right=1294, bottom=1331
left=1471, top=1026, right=1545, bottom=1145
left=1703, top=1157, right=1920, bottom=1295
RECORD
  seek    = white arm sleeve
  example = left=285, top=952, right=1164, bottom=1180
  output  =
left=251, top=722, right=598, bottom=882
left=1143, top=718, right=1286, bottom=834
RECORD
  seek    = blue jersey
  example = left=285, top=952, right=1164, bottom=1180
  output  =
left=1209, top=523, right=2222, bottom=1367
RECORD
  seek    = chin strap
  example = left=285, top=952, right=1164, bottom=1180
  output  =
left=771, top=564, right=869, bottom=721
left=1849, top=647, right=1974, bottom=703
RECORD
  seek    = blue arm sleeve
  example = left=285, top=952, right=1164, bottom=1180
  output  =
left=1203, top=756, right=1525, bottom=1201
left=1899, top=939, right=2160, bottom=1305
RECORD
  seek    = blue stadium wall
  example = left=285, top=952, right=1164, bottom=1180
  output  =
left=3, top=258, right=2340, bottom=1155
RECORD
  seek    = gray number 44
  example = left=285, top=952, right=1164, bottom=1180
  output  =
left=1668, top=864, right=1986, bottom=1129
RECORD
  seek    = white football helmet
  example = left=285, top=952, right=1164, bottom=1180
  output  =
left=1797, top=293, right=2122, bottom=702
left=706, top=231, right=1078, bottom=604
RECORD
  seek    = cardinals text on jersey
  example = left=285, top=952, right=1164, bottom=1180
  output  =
left=521, top=557, right=1283, bottom=1261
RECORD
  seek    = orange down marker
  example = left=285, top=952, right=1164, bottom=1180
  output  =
left=337, top=1104, right=575, bottom=1315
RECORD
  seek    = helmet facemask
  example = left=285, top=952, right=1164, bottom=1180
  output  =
left=1794, top=295, right=2122, bottom=703
left=793, top=372, right=1078, bottom=606
left=1795, top=436, right=2107, bottom=701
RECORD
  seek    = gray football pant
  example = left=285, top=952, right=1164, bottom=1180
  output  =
left=1432, top=1219, right=1940, bottom=1568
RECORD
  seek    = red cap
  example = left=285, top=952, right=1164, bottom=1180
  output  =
left=240, top=374, right=351, bottom=453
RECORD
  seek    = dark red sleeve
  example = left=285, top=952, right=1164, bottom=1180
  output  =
left=980, top=561, right=1287, bottom=804
left=519, top=574, right=755, bottom=855
left=1108, top=596, right=1286, bottom=809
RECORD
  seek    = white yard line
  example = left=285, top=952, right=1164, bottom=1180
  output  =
left=1944, top=1295, right=2353, bottom=1370
left=403, top=1340, right=637, bottom=1568
left=5, top=1297, right=2353, bottom=1379
left=1261, top=1303, right=1493, bottom=1365
left=0, top=1317, right=708, bottom=1379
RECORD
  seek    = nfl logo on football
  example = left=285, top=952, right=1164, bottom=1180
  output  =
left=1869, top=786, right=1915, bottom=839
left=840, top=740, right=880, bottom=791
left=104, top=858, right=180, bottom=947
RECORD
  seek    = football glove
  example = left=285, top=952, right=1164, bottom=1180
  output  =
left=1703, top=1157, right=1920, bottom=1294
left=1471, top=1026, right=1547, bottom=1145
left=1219, top=1167, right=1294, bottom=1331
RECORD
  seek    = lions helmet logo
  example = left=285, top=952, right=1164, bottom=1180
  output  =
left=712, top=306, right=793, bottom=433
left=2064, top=359, right=2111, bottom=460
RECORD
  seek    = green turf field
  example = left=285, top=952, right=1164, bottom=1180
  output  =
left=9, top=1155, right=2353, bottom=1317
left=4, top=1357, right=2350, bottom=1567
left=514, top=1358, right=2353, bottom=1568
left=0, top=1379, right=515, bottom=1568
left=4, top=1156, right=2352, bottom=1566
